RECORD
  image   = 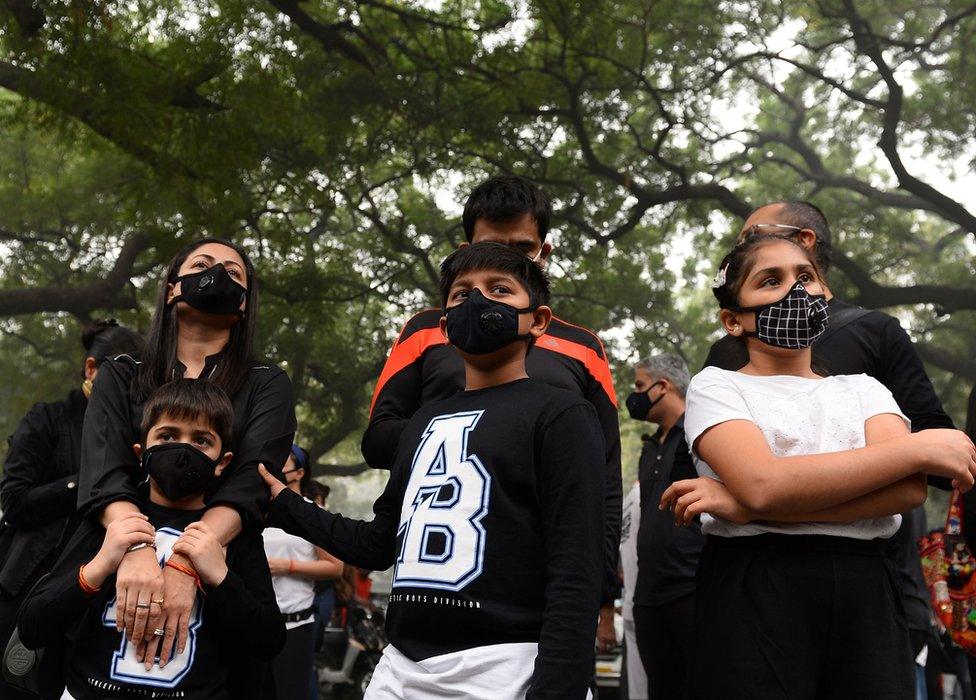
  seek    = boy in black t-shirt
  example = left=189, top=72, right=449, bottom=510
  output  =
left=260, top=242, right=606, bottom=699
left=18, top=380, right=284, bottom=700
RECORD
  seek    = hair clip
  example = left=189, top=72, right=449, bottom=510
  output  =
left=711, top=264, right=729, bottom=289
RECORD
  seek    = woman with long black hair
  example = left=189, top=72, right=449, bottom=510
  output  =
left=0, top=320, right=143, bottom=699
left=77, top=239, right=296, bottom=672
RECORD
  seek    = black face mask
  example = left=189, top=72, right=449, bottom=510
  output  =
left=142, top=443, right=220, bottom=502
left=626, top=382, right=664, bottom=421
left=731, top=282, right=829, bottom=350
left=172, top=264, right=246, bottom=316
left=444, top=288, right=535, bottom=355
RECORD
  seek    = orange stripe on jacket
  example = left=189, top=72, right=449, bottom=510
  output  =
left=368, top=314, right=618, bottom=415
left=535, top=331, right=618, bottom=408
left=369, top=326, right=447, bottom=415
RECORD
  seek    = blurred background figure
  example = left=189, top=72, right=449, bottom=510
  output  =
left=265, top=444, right=344, bottom=700
left=0, top=320, right=143, bottom=700
left=619, top=479, right=648, bottom=700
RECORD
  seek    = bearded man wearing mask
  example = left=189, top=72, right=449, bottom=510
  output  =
left=626, top=353, right=704, bottom=699
left=362, top=175, right=622, bottom=653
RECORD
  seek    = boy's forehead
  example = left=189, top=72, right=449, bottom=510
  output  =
left=451, top=268, right=524, bottom=289
left=153, top=410, right=216, bottom=434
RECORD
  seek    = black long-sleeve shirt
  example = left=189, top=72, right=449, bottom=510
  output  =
left=18, top=500, right=284, bottom=700
left=273, top=378, right=605, bottom=700
left=633, top=417, right=704, bottom=607
left=76, top=353, right=296, bottom=528
left=0, top=389, right=86, bottom=597
left=361, top=308, right=622, bottom=603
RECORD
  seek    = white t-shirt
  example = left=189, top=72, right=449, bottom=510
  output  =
left=619, top=482, right=640, bottom=622
left=684, top=366, right=910, bottom=540
left=263, top=524, right=316, bottom=629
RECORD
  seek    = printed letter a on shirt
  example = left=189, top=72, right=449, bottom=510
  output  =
left=394, top=411, right=491, bottom=591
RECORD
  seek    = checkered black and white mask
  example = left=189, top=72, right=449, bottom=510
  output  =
left=734, top=282, right=829, bottom=349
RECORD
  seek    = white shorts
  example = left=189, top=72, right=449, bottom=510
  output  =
left=365, top=642, right=593, bottom=699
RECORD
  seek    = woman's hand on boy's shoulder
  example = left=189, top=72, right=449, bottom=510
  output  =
left=172, top=522, right=228, bottom=588
left=258, top=463, right=287, bottom=500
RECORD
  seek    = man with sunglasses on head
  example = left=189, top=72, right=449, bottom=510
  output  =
left=362, top=175, right=623, bottom=655
left=704, top=200, right=951, bottom=699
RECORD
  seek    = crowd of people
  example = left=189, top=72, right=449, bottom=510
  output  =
left=0, top=175, right=974, bottom=700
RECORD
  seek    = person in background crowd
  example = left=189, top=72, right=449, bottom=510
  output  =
left=628, top=353, right=701, bottom=698
left=704, top=201, right=954, bottom=697
left=76, top=238, right=296, bottom=670
left=666, top=234, right=976, bottom=698
left=618, top=479, right=648, bottom=700
left=303, top=481, right=337, bottom=634
left=0, top=320, right=143, bottom=700
left=265, top=444, right=344, bottom=700
left=361, top=175, right=623, bottom=651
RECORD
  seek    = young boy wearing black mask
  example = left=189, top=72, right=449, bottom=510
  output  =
left=18, top=380, right=284, bottom=700
left=260, top=242, right=606, bottom=699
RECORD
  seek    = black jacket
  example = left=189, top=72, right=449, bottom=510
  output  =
left=76, top=354, right=296, bottom=529
left=0, top=389, right=87, bottom=598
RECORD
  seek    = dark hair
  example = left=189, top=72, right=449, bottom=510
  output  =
left=135, top=238, right=257, bottom=400
left=304, top=480, right=331, bottom=503
left=712, top=234, right=821, bottom=310
left=290, top=444, right=312, bottom=492
left=140, top=379, right=234, bottom=450
left=748, top=201, right=833, bottom=273
left=461, top=175, right=551, bottom=243
left=80, top=319, right=144, bottom=377
left=439, top=242, right=551, bottom=309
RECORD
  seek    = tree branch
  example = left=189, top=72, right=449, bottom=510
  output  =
left=832, top=249, right=976, bottom=312
left=267, top=0, right=376, bottom=71
left=0, top=232, right=150, bottom=317
left=840, top=0, right=976, bottom=235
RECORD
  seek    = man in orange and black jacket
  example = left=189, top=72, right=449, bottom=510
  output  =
left=362, top=175, right=622, bottom=650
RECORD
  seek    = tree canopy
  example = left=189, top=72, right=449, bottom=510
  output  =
left=1, top=0, right=974, bottom=479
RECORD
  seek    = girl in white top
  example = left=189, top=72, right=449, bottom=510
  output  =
left=265, top=446, right=344, bottom=700
left=660, top=235, right=976, bottom=699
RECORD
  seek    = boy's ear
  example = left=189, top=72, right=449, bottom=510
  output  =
left=529, top=305, right=553, bottom=338
left=456, top=241, right=470, bottom=250
left=215, top=451, right=233, bottom=477
left=439, top=315, right=449, bottom=343
left=132, top=443, right=143, bottom=461
left=720, top=309, right=744, bottom=337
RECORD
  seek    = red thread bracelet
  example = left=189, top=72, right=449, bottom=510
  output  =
left=165, top=559, right=205, bottom=594
left=78, top=565, right=100, bottom=595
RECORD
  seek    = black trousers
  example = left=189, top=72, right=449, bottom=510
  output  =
left=690, top=533, right=914, bottom=700
left=271, top=622, right=315, bottom=700
left=632, top=592, right=696, bottom=699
